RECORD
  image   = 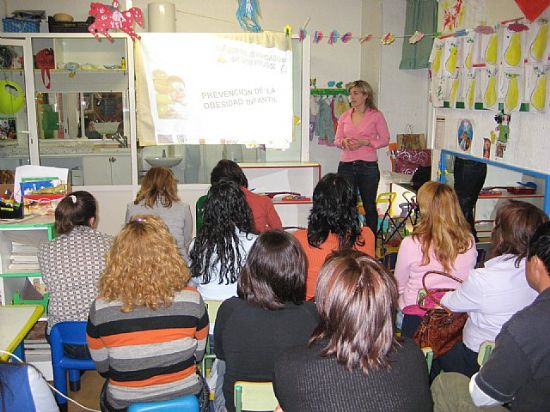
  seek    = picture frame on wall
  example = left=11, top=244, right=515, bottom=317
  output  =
left=0, top=118, right=16, bottom=140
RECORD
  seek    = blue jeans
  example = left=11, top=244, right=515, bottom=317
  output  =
left=454, top=158, right=487, bottom=241
left=338, top=160, right=380, bottom=235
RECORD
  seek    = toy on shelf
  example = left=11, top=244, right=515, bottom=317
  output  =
left=88, top=0, right=143, bottom=41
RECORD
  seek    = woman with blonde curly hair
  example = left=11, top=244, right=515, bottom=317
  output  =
left=126, top=167, right=193, bottom=261
left=394, top=181, right=476, bottom=338
left=87, top=215, right=208, bottom=412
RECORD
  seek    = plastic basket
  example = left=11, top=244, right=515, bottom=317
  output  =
left=2, top=17, right=40, bottom=33
left=48, top=16, right=94, bottom=33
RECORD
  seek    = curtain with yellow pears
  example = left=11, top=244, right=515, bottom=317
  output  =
left=429, top=17, right=549, bottom=113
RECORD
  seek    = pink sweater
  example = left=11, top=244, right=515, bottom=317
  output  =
left=394, top=236, right=477, bottom=309
left=334, top=108, right=390, bottom=162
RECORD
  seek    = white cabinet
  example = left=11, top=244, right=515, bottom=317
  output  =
left=0, top=218, right=54, bottom=307
left=240, top=162, right=321, bottom=228
left=82, top=154, right=131, bottom=185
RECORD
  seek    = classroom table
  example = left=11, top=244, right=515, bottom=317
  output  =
left=0, top=304, right=44, bottom=361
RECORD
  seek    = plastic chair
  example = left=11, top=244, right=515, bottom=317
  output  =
left=234, top=381, right=278, bottom=412
left=201, top=300, right=223, bottom=377
left=195, top=195, right=207, bottom=233
left=477, top=341, right=495, bottom=366
left=49, top=321, right=96, bottom=406
left=128, top=394, right=199, bottom=412
left=422, top=347, right=434, bottom=374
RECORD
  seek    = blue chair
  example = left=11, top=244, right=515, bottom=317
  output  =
left=49, top=321, right=96, bottom=406
left=128, top=394, right=200, bottom=412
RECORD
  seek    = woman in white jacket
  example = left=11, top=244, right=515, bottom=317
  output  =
left=438, top=200, right=548, bottom=377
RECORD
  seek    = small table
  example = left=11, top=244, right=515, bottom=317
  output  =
left=0, top=304, right=44, bottom=361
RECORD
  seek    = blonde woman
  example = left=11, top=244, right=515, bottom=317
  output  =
left=394, top=181, right=476, bottom=338
left=87, top=215, right=208, bottom=412
left=126, top=167, right=192, bottom=261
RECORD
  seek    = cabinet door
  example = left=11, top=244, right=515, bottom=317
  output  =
left=110, top=156, right=131, bottom=185
left=82, top=156, right=112, bottom=185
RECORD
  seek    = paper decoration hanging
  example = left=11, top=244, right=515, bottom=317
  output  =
left=528, top=65, right=548, bottom=111
left=313, top=31, right=323, bottom=44
left=442, top=0, right=464, bottom=32
left=380, top=32, right=395, bottom=45
left=88, top=1, right=143, bottom=41
left=299, top=29, right=307, bottom=42
left=513, top=0, right=550, bottom=22
left=328, top=31, right=340, bottom=45
left=341, top=32, right=353, bottom=43
left=503, top=27, right=524, bottom=67
left=409, top=31, right=425, bottom=44
left=359, top=34, right=373, bottom=44
left=284, top=25, right=292, bottom=38
left=236, top=0, right=262, bottom=32
left=503, top=72, right=522, bottom=112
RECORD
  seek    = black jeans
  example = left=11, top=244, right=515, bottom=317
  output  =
left=338, top=160, right=380, bottom=236
left=454, top=158, right=487, bottom=241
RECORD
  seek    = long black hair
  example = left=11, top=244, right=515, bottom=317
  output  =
left=307, top=173, right=364, bottom=249
left=190, top=180, right=254, bottom=285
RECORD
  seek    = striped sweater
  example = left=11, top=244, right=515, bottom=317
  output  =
left=87, top=287, right=209, bottom=410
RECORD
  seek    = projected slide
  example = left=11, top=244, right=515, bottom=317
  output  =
left=139, top=33, right=293, bottom=149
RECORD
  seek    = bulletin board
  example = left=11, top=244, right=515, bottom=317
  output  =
left=433, top=108, right=550, bottom=175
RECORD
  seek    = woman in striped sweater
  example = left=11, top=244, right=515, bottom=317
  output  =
left=87, top=215, right=209, bottom=412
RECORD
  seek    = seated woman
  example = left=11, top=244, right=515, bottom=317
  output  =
left=438, top=200, right=548, bottom=377
left=189, top=180, right=257, bottom=301
left=210, top=159, right=282, bottom=233
left=294, top=173, right=375, bottom=300
left=87, top=215, right=208, bottom=412
left=39, top=191, right=112, bottom=350
left=394, top=181, right=476, bottom=338
left=126, top=167, right=193, bottom=261
left=214, top=230, right=318, bottom=412
left=0, top=360, right=58, bottom=412
left=273, top=250, right=433, bottom=412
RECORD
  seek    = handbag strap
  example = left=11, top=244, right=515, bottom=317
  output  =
left=420, top=270, right=463, bottom=313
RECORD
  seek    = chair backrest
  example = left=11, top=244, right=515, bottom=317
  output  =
left=477, top=341, right=495, bottom=366
left=205, top=299, right=223, bottom=330
left=195, top=195, right=207, bottom=233
left=421, top=347, right=434, bottom=374
left=128, top=394, right=199, bottom=412
left=234, top=381, right=278, bottom=412
left=50, top=321, right=95, bottom=369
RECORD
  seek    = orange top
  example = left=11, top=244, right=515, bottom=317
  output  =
left=294, top=227, right=375, bottom=300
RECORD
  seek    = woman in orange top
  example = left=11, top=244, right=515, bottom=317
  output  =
left=294, top=173, right=375, bottom=300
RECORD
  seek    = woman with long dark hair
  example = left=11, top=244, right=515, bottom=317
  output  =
left=189, top=180, right=257, bottom=300
left=273, top=250, right=432, bottom=411
left=294, top=173, right=375, bottom=300
left=214, top=230, right=318, bottom=411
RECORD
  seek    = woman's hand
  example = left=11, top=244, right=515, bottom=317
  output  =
left=346, top=139, right=369, bottom=151
left=274, top=405, right=284, bottom=412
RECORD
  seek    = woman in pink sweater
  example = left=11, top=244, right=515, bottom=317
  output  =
left=335, top=80, right=390, bottom=236
left=394, top=181, right=477, bottom=338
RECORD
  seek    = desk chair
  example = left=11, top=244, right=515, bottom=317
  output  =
left=234, top=381, right=278, bottom=412
left=128, top=394, right=200, bottom=412
left=201, top=300, right=223, bottom=377
left=422, top=347, right=434, bottom=374
left=477, top=341, right=495, bottom=366
left=49, top=321, right=96, bottom=407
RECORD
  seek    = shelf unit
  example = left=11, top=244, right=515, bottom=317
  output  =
left=0, top=217, right=54, bottom=309
left=240, top=162, right=321, bottom=228
left=439, top=150, right=550, bottom=234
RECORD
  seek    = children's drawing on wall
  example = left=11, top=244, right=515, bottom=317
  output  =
left=503, top=27, right=524, bottom=68
left=527, top=65, right=548, bottom=112
left=483, top=137, right=491, bottom=159
left=464, top=69, right=478, bottom=109
left=482, top=32, right=499, bottom=67
left=429, top=39, right=446, bottom=107
left=494, top=111, right=511, bottom=144
left=495, top=142, right=506, bottom=159
left=482, top=67, right=498, bottom=109
left=503, top=72, right=522, bottom=112
left=528, top=18, right=549, bottom=64
left=152, top=70, right=188, bottom=120
left=457, top=118, right=473, bottom=152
